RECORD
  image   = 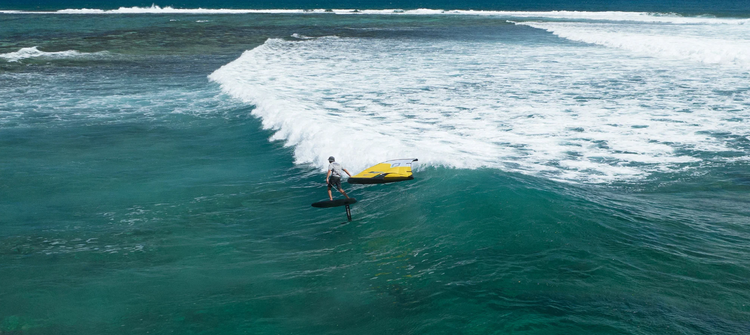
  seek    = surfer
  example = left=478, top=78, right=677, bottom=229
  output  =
left=326, top=156, right=352, bottom=201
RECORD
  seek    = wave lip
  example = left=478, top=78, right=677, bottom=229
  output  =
left=0, top=46, right=108, bottom=62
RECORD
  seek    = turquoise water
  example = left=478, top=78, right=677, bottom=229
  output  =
left=2, top=8, right=750, bottom=335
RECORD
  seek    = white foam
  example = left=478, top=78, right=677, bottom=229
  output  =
left=0, top=46, right=108, bottom=62
left=291, top=33, right=315, bottom=40
left=209, top=37, right=750, bottom=183
left=53, top=5, right=320, bottom=14
left=3, top=7, right=749, bottom=26
left=460, top=10, right=750, bottom=25
left=0, top=6, right=307, bottom=14
left=515, top=21, right=750, bottom=70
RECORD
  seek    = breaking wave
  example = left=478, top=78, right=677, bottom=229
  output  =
left=0, top=46, right=108, bottom=62
left=209, top=36, right=750, bottom=183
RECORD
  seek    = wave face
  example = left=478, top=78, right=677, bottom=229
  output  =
left=209, top=14, right=750, bottom=183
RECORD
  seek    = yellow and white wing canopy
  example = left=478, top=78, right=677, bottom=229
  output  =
left=348, top=158, right=418, bottom=184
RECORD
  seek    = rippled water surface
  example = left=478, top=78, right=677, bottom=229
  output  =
left=1, top=8, right=749, bottom=335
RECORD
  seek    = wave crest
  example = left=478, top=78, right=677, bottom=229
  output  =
left=515, top=21, right=750, bottom=69
left=0, top=46, right=108, bottom=62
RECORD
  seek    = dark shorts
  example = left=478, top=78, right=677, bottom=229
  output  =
left=328, top=176, right=342, bottom=189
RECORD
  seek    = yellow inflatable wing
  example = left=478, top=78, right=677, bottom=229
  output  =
left=348, top=158, right=418, bottom=184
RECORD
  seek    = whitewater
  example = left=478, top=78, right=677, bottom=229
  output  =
left=204, top=10, right=750, bottom=183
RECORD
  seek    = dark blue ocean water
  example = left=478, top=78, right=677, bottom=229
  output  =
left=1, top=1, right=750, bottom=334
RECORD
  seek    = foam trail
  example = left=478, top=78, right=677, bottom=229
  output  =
left=210, top=37, right=750, bottom=183
left=0, top=47, right=108, bottom=62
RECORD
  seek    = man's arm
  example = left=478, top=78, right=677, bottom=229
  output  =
left=326, top=170, right=332, bottom=182
left=343, top=169, right=352, bottom=177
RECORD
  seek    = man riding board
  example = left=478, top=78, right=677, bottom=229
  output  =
left=326, top=156, right=352, bottom=201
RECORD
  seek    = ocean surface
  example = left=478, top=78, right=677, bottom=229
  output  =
left=1, top=1, right=749, bottom=334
